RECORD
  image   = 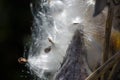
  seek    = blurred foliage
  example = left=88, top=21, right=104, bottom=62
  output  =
left=0, top=0, right=33, bottom=80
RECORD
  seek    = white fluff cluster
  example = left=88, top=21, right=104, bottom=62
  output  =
left=27, top=0, right=107, bottom=79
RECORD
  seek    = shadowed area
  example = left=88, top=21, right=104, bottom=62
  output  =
left=0, top=0, right=33, bottom=80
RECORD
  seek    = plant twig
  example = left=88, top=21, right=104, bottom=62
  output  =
left=85, top=51, right=120, bottom=80
left=102, top=4, right=114, bottom=80
left=102, top=4, right=114, bottom=65
left=107, top=60, right=120, bottom=80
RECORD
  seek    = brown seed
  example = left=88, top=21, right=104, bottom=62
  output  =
left=44, top=46, right=51, bottom=53
left=73, top=23, right=79, bottom=25
left=48, top=38, right=54, bottom=44
left=18, top=57, right=27, bottom=64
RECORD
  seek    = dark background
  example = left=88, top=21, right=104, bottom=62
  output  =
left=0, top=0, right=33, bottom=80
